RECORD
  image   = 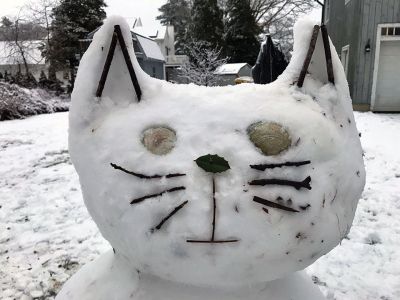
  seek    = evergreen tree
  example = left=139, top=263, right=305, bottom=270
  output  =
left=0, top=72, right=3, bottom=80
left=1, top=16, right=13, bottom=28
left=46, top=0, right=107, bottom=89
left=21, top=72, right=38, bottom=89
left=157, top=0, right=191, bottom=54
left=189, top=0, right=224, bottom=50
left=4, top=71, right=10, bottom=82
left=10, top=72, right=23, bottom=85
left=39, top=70, right=48, bottom=88
left=225, top=0, right=260, bottom=64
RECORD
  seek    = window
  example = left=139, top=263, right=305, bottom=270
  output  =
left=345, top=0, right=351, bottom=5
left=341, top=45, right=350, bottom=78
left=381, top=26, right=400, bottom=37
left=152, top=66, right=156, bottom=78
left=324, top=0, right=331, bottom=23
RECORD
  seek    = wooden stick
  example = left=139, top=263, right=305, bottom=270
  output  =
left=250, top=161, right=311, bottom=171
left=249, top=176, right=312, bottom=190
left=130, top=186, right=185, bottom=204
left=186, top=239, right=239, bottom=244
left=299, top=204, right=311, bottom=211
left=253, top=196, right=299, bottom=213
left=110, top=163, right=186, bottom=179
left=297, top=25, right=320, bottom=88
left=96, top=32, right=118, bottom=97
left=114, top=25, right=142, bottom=101
left=152, top=200, right=188, bottom=231
left=321, top=25, right=335, bottom=84
left=211, top=177, right=216, bottom=241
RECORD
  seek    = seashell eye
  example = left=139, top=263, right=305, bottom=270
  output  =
left=248, top=122, right=291, bottom=156
left=142, top=126, right=177, bottom=155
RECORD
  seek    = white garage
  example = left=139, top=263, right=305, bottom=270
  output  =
left=371, top=24, right=400, bottom=112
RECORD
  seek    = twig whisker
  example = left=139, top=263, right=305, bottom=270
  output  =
left=249, top=176, right=312, bottom=190
left=152, top=201, right=189, bottom=232
left=253, top=196, right=299, bottom=213
left=250, top=160, right=311, bottom=171
left=111, top=163, right=186, bottom=179
left=130, top=186, right=186, bottom=205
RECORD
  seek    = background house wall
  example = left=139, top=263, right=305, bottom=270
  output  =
left=137, top=59, right=165, bottom=79
left=326, top=0, right=400, bottom=110
left=132, top=20, right=188, bottom=83
left=0, top=40, right=60, bottom=82
left=0, top=64, right=47, bottom=80
left=134, top=33, right=166, bottom=79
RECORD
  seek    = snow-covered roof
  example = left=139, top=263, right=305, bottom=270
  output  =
left=214, top=63, right=250, bottom=75
left=133, top=27, right=166, bottom=39
left=131, top=17, right=167, bottom=40
left=84, top=27, right=165, bottom=62
left=0, top=41, right=45, bottom=65
left=134, top=27, right=157, bottom=38
left=135, top=34, right=165, bottom=62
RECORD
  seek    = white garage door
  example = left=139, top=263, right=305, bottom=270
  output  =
left=374, top=40, right=400, bottom=111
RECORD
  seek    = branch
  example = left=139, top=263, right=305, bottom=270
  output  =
left=314, top=0, right=324, bottom=6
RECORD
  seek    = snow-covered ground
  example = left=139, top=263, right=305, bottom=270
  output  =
left=0, top=111, right=399, bottom=300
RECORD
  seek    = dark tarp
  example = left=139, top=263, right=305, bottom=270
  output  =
left=252, top=36, right=288, bottom=84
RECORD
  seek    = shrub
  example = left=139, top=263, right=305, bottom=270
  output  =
left=0, top=82, right=69, bottom=121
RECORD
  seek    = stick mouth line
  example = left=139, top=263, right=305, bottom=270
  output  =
left=186, top=239, right=240, bottom=244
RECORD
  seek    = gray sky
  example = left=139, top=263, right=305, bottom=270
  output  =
left=0, top=0, right=167, bottom=28
left=1, top=0, right=320, bottom=30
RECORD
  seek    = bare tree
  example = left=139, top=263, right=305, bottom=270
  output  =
left=251, top=0, right=314, bottom=24
left=218, top=0, right=315, bottom=57
left=253, top=0, right=316, bottom=57
left=25, top=0, right=58, bottom=46
left=218, top=0, right=314, bottom=22
left=179, top=41, right=228, bottom=86
left=0, top=1, right=55, bottom=82
left=0, top=13, right=42, bottom=75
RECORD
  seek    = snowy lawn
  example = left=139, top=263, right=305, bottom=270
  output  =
left=0, top=111, right=399, bottom=300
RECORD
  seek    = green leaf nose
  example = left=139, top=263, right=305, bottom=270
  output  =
left=195, top=154, right=231, bottom=174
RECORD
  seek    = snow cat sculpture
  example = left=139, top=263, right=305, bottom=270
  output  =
left=57, top=16, right=365, bottom=300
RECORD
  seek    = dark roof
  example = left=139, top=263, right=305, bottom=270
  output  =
left=84, top=27, right=165, bottom=62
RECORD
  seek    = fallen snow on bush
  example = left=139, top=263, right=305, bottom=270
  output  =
left=0, top=112, right=399, bottom=299
left=0, top=82, right=69, bottom=121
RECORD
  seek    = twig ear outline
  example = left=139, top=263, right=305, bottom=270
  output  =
left=96, top=25, right=142, bottom=101
left=297, top=25, right=335, bottom=88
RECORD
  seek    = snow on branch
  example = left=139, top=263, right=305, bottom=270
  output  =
left=179, top=41, right=228, bottom=87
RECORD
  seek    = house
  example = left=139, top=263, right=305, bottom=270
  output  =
left=214, top=63, right=252, bottom=86
left=0, top=40, right=47, bottom=80
left=133, top=33, right=166, bottom=79
left=83, top=25, right=166, bottom=80
left=132, top=19, right=188, bottom=83
left=325, top=0, right=400, bottom=111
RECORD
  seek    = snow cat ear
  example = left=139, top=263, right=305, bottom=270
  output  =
left=296, top=24, right=334, bottom=87
left=95, top=24, right=142, bottom=102
left=289, top=19, right=348, bottom=90
left=70, top=17, right=145, bottom=127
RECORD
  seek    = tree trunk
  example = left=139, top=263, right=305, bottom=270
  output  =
left=69, top=60, right=75, bottom=92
